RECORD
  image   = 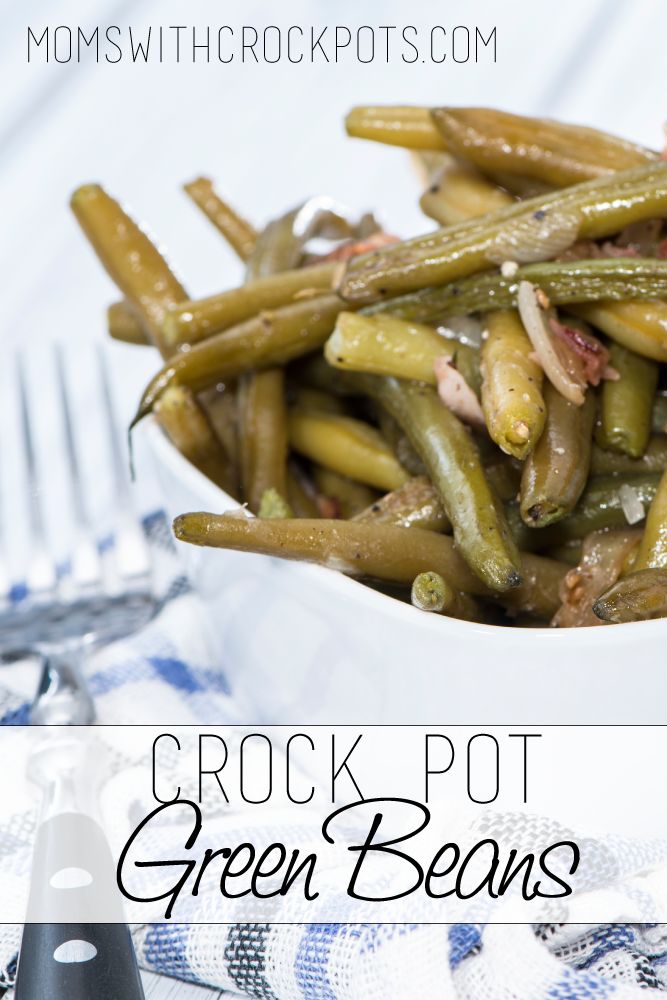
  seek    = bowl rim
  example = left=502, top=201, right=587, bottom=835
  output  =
left=144, top=417, right=667, bottom=644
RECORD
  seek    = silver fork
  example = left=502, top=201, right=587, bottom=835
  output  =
left=0, top=344, right=158, bottom=724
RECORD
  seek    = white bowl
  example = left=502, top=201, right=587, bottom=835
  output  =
left=146, top=420, right=666, bottom=724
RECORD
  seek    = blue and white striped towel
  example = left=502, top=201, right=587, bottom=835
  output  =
left=0, top=513, right=666, bottom=999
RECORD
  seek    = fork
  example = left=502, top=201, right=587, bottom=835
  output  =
left=0, top=343, right=158, bottom=723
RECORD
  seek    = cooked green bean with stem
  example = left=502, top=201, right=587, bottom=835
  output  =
left=593, top=568, right=667, bottom=623
left=71, top=183, right=187, bottom=357
left=430, top=107, right=658, bottom=187
left=411, top=570, right=485, bottom=621
left=358, top=375, right=523, bottom=592
left=133, top=295, right=346, bottom=425
left=365, top=259, right=667, bottom=339
left=173, top=514, right=564, bottom=618
left=288, top=408, right=410, bottom=493
left=481, top=310, right=545, bottom=460
left=107, top=300, right=150, bottom=346
left=183, top=177, right=258, bottom=261
left=154, top=385, right=236, bottom=496
left=420, top=158, right=514, bottom=226
left=633, top=469, right=667, bottom=570
left=325, top=311, right=455, bottom=382
left=163, top=262, right=337, bottom=348
left=591, top=435, right=667, bottom=476
left=520, top=385, right=595, bottom=527
left=597, top=343, right=658, bottom=457
left=238, top=368, right=289, bottom=514
left=338, top=165, right=667, bottom=304
left=345, top=105, right=447, bottom=150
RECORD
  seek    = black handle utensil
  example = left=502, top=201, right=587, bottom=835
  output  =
left=13, top=736, right=145, bottom=1000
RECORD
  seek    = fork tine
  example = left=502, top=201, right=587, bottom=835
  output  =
left=54, top=345, right=103, bottom=594
left=17, top=355, right=57, bottom=600
left=54, top=344, right=87, bottom=528
left=97, top=346, right=152, bottom=587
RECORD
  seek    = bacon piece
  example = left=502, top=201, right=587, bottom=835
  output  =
left=316, top=494, right=341, bottom=519
left=548, top=317, right=612, bottom=388
left=319, top=232, right=400, bottom=263
left=558, top=239, right=639, bottom=261
left=551, top=529, right=641, bottom=628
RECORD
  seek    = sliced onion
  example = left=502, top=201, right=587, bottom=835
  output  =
left=618, top=484, right=645, bottom=525
left=224, top=505, right=252, bottom=519
left=433, top=356, right=485, bottom=428
left=516, top=281, right=585, bottom=405
left=487, top=207, right=582, bottom=265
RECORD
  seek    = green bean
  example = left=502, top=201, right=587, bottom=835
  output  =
left=597, top=343, right=658, bottom=457
left=431, top=107, right=658, bottom=187
left=513, top=472, right=662, bottom=546
left=454, top=344, right=483, bottom=398
left=238, top=369, right=289, bottom=514
left=183, top=177, right=258, bottom=260
left=354, top=476, right=450, bottom=533
left=376, top=410, right=426, bottom=476
left=634, top=469, right=667, bottom=570
left=484, top=455, right=523, bottom=502
left=362, top=376, right=523, bottom=591
left=337, top=165, right=667, bottom=303
left=411, top=570, right=485, bottom=621
left=288, top=409, right=409, bottom=492
left=172, top=514, right=565, bottom=617
left=520, top=384, right=595, bottom=527
left=654, top=393, right=667, bottom=433
left=163, top=263, right=337, bottom=348
left=107, top=301, right=150, bottom=346
left=325, top=311, right=454, bottom=382
left=154, top=385, right=235, bottom=495
left=312, top=467, right=378, bottom=518
left=71, top=184, right=186, bottom=357
left=551, top=528, right=642, bottom=628
left=572, top=301, right=667, bottom=362
left=487, top=171, right=554, bottom=199
left=591, top=436, right=667, bottom=476
left=345, top=105, right=447, bottom=150
left=290, top=387, right=348, bottom=415
left=481, top=310, right=545, bottom=460
left=420, top=159, right=514, bottom=226
left=286, top=462, right=320, bottom=518
left=593, top=568, right=667, bottom=623
left=364, top=259, right=667, bottom=327
left=133, top=295, right=345, bottom=424
left=198, top=385, right=239, bottom=474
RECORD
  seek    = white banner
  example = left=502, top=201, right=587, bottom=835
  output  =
left=1, top=725, right=665, bottom=924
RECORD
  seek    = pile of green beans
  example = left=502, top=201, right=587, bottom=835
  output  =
left=71, top=105, right=667, bottom=628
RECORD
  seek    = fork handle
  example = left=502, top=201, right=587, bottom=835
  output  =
left=30, top=644, right=95, bottom=725
left=14, top=923, right=145, bottom=1000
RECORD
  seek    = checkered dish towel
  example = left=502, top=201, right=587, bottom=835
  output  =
left=1, top=513, right=666, bottom=999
